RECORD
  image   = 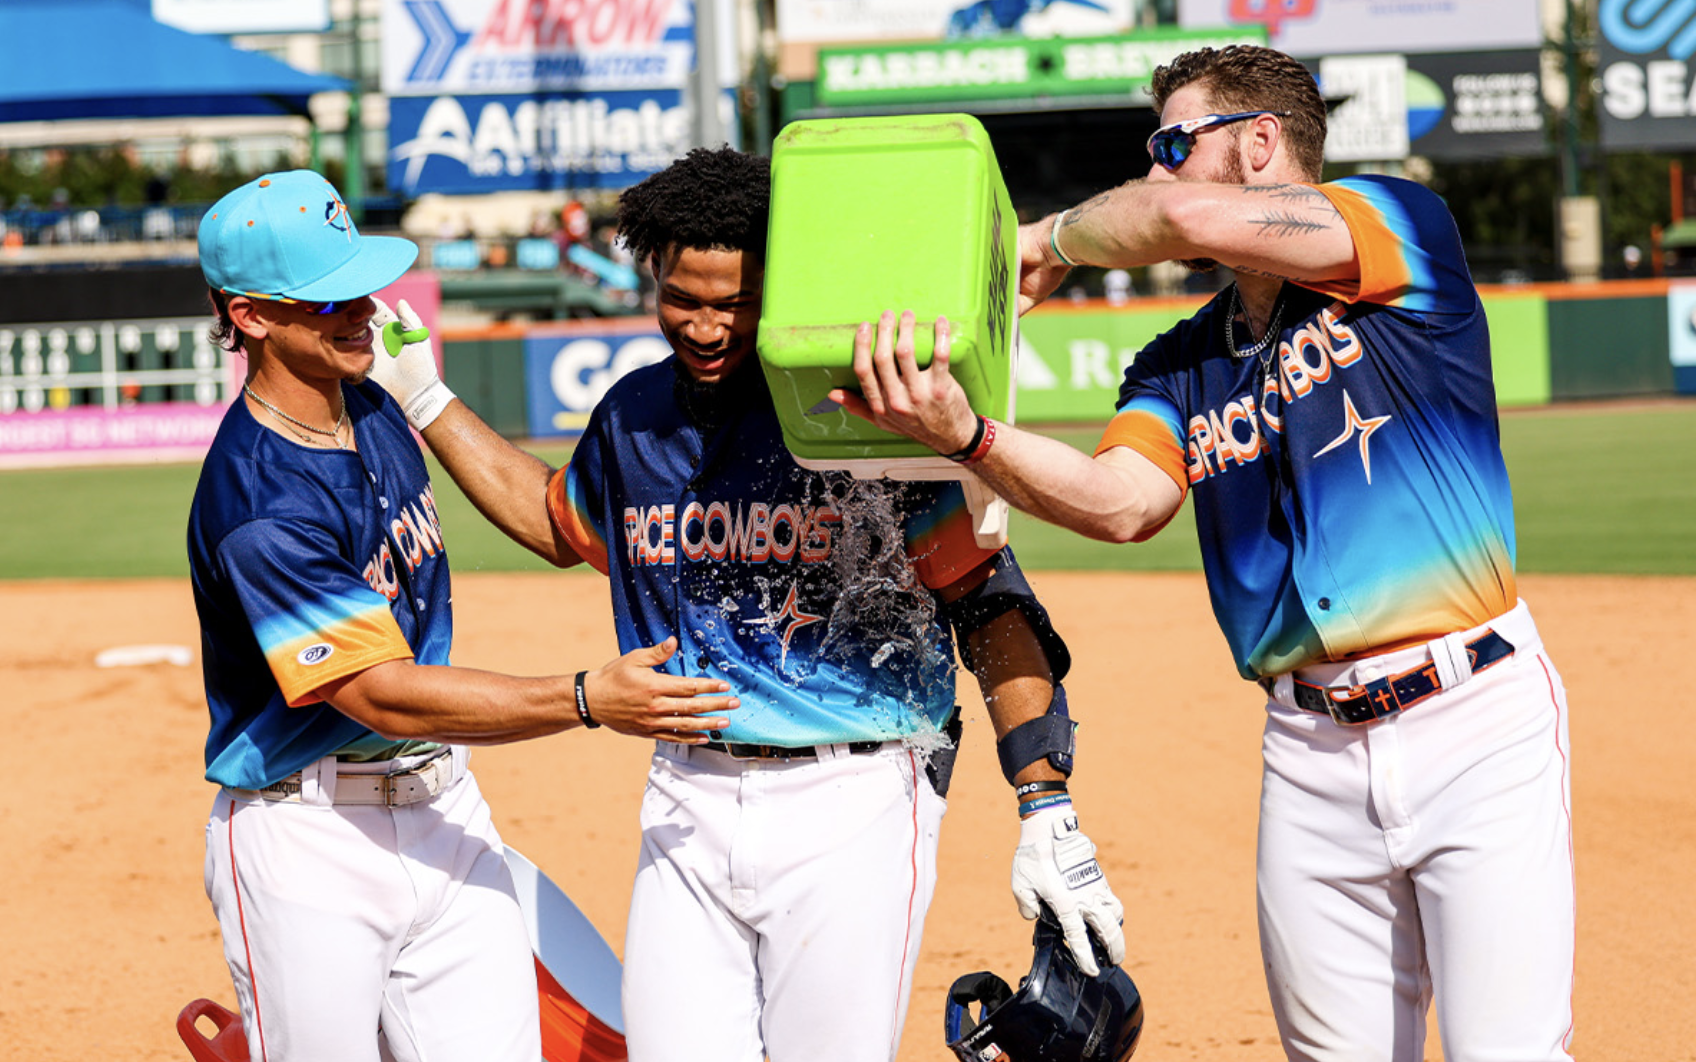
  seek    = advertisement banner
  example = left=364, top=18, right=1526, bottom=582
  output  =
left=524, top=324, right=672, bottom=437
left=1597, top=0, right=1696, bottom=150
left=0, top=404, right=228, bottom=469
left=1667, top=281, right=1696, bottom=393
left=1403, top=50, right=1546, bottom=161
left=1176, top=0, right=1540, bottom=58
left=387, top=88, right=733, bottom=194
left=1014, top=300, right=1206, bottom=423
left=153, top=0, right=330, bottom=34
left=778, top=0, right=1134, bottom=43
left=381, top=0, right=703, bottom=95
left=816, top=27, right=1267, bottom=108
left=1318, top=54, right=1408, bottom=163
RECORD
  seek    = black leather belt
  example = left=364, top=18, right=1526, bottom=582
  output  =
left=1275, top=630, right=1516, bottom=726
left=707, top=738, right=884, bottom=760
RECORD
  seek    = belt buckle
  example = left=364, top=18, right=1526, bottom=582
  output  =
left=380, top=753, right=445, bottom=806
left=1327, top=676, right=1398, bottom=725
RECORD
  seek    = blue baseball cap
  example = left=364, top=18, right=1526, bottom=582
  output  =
left=198, top=170, right=418, bottom=302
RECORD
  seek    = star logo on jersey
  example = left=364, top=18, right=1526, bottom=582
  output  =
left=753, top=583, right=824, bottom=667
left=1312, top=389, right=1392, bottom=484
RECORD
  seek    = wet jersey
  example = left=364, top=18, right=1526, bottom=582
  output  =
left=1099, top=175, right=1516, bottom=679
left=188, top=381, right=452, bottom=788
left=546, top=360, right=996, bottom=747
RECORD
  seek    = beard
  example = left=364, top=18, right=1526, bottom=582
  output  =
left=1178, top=145, right=1248, bottom=274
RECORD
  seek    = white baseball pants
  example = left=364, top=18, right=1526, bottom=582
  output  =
left=1257, top=600, right=1575, bottom=1062
left=203, top=749, right=541, bottom=1062
left=621, top=740, right=947, bottom=1062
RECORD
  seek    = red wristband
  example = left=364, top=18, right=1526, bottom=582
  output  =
left=961, top=417, right=996, bottom=465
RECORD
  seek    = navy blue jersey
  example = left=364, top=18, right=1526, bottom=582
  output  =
left=188, top=381, right=452, bottom=788
left=546, top=361, right=997, bottom=746
left=1099, top=176, right=1516, bottom=678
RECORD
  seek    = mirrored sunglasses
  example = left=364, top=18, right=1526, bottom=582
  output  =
left=1147, top=110, right=1292, bottom=171
left=223, top=289, right=351, bottom=315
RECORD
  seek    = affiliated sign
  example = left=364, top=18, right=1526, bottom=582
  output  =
left=525, top=325, right=672, bottom=436
left=1176, top=0, right=1540, bottom=58
left=1597, top=0, right=1696, bottom=149
left=387, top=88, right=737, bottom=194
left=381, top=0, right=701, bottom=95
left=815, top=28, right=1267, bottom=108
left=152, top=0, right=330, bottom=34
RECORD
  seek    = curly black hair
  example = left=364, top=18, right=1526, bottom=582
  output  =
left=616, top=146, right=770, bottom=266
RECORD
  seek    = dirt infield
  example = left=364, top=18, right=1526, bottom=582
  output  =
left=3, top=571, right=1691, bottom=1061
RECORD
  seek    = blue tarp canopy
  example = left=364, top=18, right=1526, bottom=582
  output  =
left=0, top=0, right=348, bottom=122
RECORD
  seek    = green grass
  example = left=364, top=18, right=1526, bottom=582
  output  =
left=2, top=404, right=1692, bottom=580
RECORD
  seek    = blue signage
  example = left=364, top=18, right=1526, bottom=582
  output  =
left=524, top=328, right=671, bottom=436
left=1667, top=281, right=1696, bottom=394
left=388, top=89, right=723, bottom=194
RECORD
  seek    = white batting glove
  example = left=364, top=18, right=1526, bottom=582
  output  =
left=1011, top=803, right=1126, bottom=977
left=367, top=296, right=455, bottom=430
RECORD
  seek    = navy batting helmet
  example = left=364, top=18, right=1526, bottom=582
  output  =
left=944, top=910, right=1143, bottom=1062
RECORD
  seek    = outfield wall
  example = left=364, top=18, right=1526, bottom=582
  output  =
left=2, top=278, right=1691, bottom=466
left=451, top=280, right=1694, bottom=441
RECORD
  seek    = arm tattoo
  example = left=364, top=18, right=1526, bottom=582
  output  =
left=1233, top=265, right=1297, bottom=282
left=1240, top=183, right=1343, bottom=217
left=1248, top=212, right=1333, bottom=237
left=1238, top=184, right=1341, bottom=238
left=1065, top=189, right=1117, bottom=227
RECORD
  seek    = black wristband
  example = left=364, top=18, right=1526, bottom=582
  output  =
left=944, top=415, right=988, bottom=462
left=573, top=670, right=600, bottom=729
left=1014, top=779, right=1070, bottom=799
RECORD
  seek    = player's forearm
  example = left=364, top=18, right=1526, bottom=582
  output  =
left=323, top=660, right=585, bottom=744
left=422, top=401, right=583, bottom=567
left=1048, top=180, right=1357, bottom=284
left=967, top=611, right=1065, bottom=785
left=966, top=427, right=1173, bottom=544
left=319, top=645, right=738, bottom=745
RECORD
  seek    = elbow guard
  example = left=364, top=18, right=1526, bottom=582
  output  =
left=942, top=547, right=1071, bottom=683
left=942, top=548, right=1077, bottom=784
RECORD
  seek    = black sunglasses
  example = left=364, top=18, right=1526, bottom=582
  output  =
left=1147, top=110, right=1292, bottom=171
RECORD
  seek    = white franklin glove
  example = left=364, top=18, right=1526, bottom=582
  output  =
left=366, top=296, right=455, bottom=430
left=1011, top=803, right=1126, bottom=977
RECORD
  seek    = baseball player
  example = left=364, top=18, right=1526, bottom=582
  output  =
left=365, top=146, right=1125, bottom=1062
left=186, top=169, right=736, bottom=1062
left=837, top=45, right=1576, bottom=1062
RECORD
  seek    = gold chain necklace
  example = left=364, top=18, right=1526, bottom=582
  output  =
left=244, top=382, right=349, bottom=450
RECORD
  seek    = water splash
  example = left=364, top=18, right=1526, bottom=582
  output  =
left=816, top=476, right=957, bottom=754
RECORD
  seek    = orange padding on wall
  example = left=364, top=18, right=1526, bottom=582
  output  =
left=537, top=957, right=628, bottom=1062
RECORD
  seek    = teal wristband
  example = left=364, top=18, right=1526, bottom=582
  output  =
left=1019, top=793, right=1073, bottom=818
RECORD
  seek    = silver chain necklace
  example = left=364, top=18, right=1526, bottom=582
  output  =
left=1225, top=284, right=1285, bottom=369
left=244, top=382, right=349, bottom=450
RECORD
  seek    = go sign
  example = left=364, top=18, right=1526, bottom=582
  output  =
left=525, top=328, right=671, bottom=436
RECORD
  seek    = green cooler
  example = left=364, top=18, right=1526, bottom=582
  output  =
left=756, top=113, right=1020, bottom=548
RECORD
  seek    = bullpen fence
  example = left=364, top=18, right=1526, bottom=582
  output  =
left=3, top=277, right=1693, bottom=467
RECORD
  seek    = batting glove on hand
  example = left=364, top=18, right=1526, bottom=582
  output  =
left=1011, top=804, right=1126, bottom=977
left=367, top=296, right=455, bottom=430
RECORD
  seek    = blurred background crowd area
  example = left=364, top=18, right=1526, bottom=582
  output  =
left=2, top=0, right=1693, bottom=327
